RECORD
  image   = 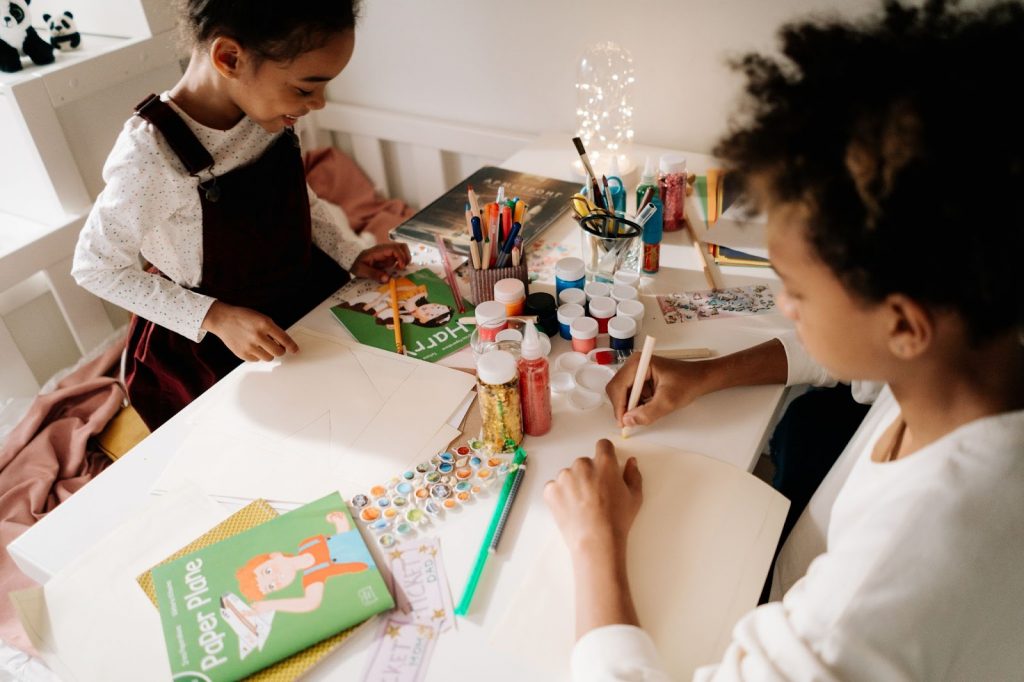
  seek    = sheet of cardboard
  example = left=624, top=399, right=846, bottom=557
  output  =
left=154, top=328, right=476, bottom=505
left=490, top=439, right=789, bottom=680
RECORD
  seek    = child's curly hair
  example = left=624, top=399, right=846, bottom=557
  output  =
left=715, top=0, right=1024, bottom=343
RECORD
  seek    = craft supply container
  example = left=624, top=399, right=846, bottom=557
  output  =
left=578, top=213, right=642, bottom=283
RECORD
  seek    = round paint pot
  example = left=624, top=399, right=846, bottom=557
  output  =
left=370, top=518, right=390, bottom=533
left=551, top=371, right=575, bottom=393
left=350, top=494, right=370, bottom=508
left=574, top=364, right=615, bottom=394
left=568, top=387, right=604, bottom=411
left=555, top=351, right=589, bottom=374
left=378, top=534, right=397, bottom=548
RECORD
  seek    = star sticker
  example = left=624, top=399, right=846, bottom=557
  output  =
left=389, top=549, right=403, bottom=560
left=429, top=547, right=438, bottom=557
left=417, top=625, right=435, bottom=639
left=386, top=624, right=402, bottom=639
left=418, top=544, right=430, bottom=553
left=432, top=608, right=445, bottom=620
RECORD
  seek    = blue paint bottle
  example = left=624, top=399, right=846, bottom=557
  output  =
left=555, top=257, right=586, bottom=297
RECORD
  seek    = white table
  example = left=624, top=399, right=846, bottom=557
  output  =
left=8, top=135, right=794, bottom=680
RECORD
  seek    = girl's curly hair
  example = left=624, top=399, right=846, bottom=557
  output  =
left=715, top=0, right=1024, bottom=343
left=176, top=0, right=360, bottom=64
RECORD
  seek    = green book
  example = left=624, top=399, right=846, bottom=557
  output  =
left=152, top=492, right=394, bottom=681
left=330, top=268, right=475, bottom=363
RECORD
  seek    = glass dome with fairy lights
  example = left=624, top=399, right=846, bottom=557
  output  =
left=575, top=41, right=636, bottom=177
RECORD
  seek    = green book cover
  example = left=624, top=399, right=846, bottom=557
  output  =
left=330, top=268, right=475, bottom=363
left=152, top=492, right=394, bottom=681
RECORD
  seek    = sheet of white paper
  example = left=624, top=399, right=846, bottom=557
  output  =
left=154, top=327, right=476, bottom=505
left=11, top=485, right=228, bottom=682
left=490, top=439, right=789, bottom=680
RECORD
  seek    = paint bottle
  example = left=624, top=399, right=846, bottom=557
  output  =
left=606, top=154, right=627, bottom=214
left=607, top=315, right=637, bottom=353
left=658, top=153, right=688, bottom=232
left=583, top=281, right=611, bottom=314
left=494, top=278, right=526, bottom=317
left=476, top=350, right=523, bottom=452
left=616, top=298, right=646, bottom=333
left=558, top=287, right=586, bottom=308
left=588, top=296, right=617, bottom=334
left=557, top=302, right=585, bottom=340
left=475, top=300, right=508, bottom=342
left=570, top=316, right=599, bottom=354
left=518, top=323, right=552, bottom=436
left=613, top=269, right=641, bottom=288
left=555, top=257, right=586, bottom=297
left=610, top=284, right=638, bottom=304
left=525, top=292, right=558, bottom=337
left=636, top=156, right=664, bottom=274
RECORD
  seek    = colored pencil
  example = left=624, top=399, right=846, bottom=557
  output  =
left=434, top=234, right=465, bottom=313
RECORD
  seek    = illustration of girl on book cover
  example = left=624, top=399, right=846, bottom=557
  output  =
left=336, top=276, right=453, bottom=329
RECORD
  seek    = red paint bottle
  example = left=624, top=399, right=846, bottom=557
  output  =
left=518, top=323, right=552, bottom=436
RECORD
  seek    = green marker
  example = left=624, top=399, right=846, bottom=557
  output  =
left=454, top=443, right=528, bottom=616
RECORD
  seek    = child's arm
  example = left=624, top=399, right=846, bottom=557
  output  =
left=308, top=186, right=411, bottom=281
left=251, top=581, right=325, bottom=615
left=543, top=439, right=644, bottom=638
left=326, top=511, right=352, bottom=534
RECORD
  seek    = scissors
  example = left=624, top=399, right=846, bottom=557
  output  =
left=571, top=193, right=609, bottom=221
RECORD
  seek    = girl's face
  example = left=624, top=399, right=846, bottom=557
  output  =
left=232, top=30, right=355, bottom=132
left=767, top=203, right=892, bottom=383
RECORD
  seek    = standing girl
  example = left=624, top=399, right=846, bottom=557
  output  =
left=73, top=0, right=409, bottom=429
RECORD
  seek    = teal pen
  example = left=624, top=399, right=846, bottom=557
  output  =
left=454, top=445, right=528, bottom=616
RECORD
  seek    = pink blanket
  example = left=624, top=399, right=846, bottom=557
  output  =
left=304, top=147, right=413, bottom=244
left=0, top=341, right=123, bottom=653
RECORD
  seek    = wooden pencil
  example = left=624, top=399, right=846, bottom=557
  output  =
left=622, top=335, right=656, bottom=439
left=389, top=277, right=404, bottom=354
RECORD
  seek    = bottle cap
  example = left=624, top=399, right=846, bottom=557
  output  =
left=557, top=302, right=585, bottom=325
left=659, top=153, right=687, bottom=174
left=525, top=291, right=557, bottom=315
left=477, top=349, right=518, bottom=384
left=613, top=270, right=641, bottom=288
left=558, top=287, right=586, bottom=307
left=588, top=296, right=617, bottom=320
left=555, top=257, right=586, bottom=282
left=583, top=281, right=611, bottom=301
left=494, top=328, right=523, bottom=344
left=607, top=315, right=637, bottom=340
left=611, top=284, right=638, bottom=303
left=475, top=300, right=507, bottom=326
left=521, top=323, right=543, bottom=360
left=640, top=155, right=655, bottom=183
left=616, top=298, right=645, bottom=320
left=569, top=316, right=599, bottom=340
left=493, top=278, right=525, bottom=304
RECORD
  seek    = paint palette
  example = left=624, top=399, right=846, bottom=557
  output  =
left=349, top=440, right=515, bottom=545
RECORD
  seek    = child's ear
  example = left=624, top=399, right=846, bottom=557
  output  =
left=884, top=293, right=933, bottom=360
left=209, top=36, right=244, bottom=78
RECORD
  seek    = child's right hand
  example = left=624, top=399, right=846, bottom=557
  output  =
left=605, top=355, right=716, bottom=429
left=201, top=301, right=299, bottom=362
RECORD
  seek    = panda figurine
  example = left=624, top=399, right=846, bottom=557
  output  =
left=43, top=11, right=80, bottom=51
left=0, top=0, right=55, bottom=72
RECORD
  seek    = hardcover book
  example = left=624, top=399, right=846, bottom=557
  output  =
left=151, top=492, right=394, bottom=681
left=390, top=166, right=580, bottom=256
left=330, top=268, right=475, bottom=362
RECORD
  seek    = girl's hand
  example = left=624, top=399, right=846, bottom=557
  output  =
left=201, top=301, right=298, bottom=362
left=605, top=354, right=715, bottom=428
left=351, top=242, right=412, bottom=283
left=543, top=439, right=643, bottom=558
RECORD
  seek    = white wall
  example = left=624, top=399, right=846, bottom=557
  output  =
left=328, top=0, right=884, bottom=155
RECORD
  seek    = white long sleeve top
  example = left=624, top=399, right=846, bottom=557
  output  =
left=572, top=358, right=1024, bottom=680
left=72, top=93, right=361, bottom=342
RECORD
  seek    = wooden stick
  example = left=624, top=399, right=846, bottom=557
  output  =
left=622, top=335, right=656, bottom=439
left=389, top=278, right=404, bottom=355
left=655, top=347, right=714, bottom=360
left=685, top=222, right=725, bottom=289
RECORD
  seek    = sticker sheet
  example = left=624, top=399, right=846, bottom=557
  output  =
left=656, top=284, right=775, bottom=323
